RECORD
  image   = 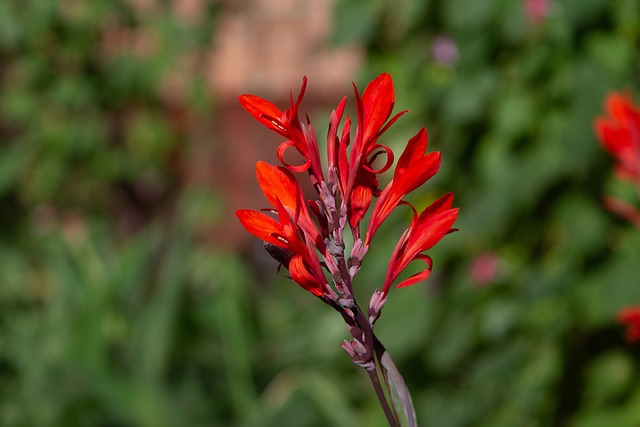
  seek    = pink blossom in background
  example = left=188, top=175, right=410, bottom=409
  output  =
left=469, top=252, right=500, bottom=286
left=431, top=35, right=458, bottom=67
left=524, top=0, right=549, bottom=25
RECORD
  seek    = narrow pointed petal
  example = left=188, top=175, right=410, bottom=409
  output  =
left=366, top=129, right=442, bottom=244
left=406, top=207, right=459, bottom=256
left=394, top=128, right=441, bottom=193
left=256, top=161, right=299, bottom=210
left=361, top=73, right=395, bottom=145
left=235, top=210, right=284, bottom=247
left=238, top=95, right=287, bottom=136
left=327, top=97, right=347, bottom=169
left=349, top=185, right=373, bottom=227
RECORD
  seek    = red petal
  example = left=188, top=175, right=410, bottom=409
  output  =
left=256, top=161, right=299, bottom=210
left=395, top=255, right=433, bottom=288
left=394, top=128, right=441, bottom=193
left=349, top=185, right=372, bottom=227
left=276, top=140, right=312, bottom=172
left=238, top=94, right=287, bottom=137
left=327, top=97, right=347, bottom=168
left=361, top=73, right=395, bottom=145
left=289, top=255, right=324, bottom=297
left=407, top=206, right=459, bottom=255
left=605, top=93, right=633, bottom=121
left=235, top=210, right=284, bottom=247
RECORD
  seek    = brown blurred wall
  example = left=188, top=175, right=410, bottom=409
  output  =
left=195, top=0, right=362, bottom=247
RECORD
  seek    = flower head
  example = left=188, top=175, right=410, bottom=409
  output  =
left=236, top=162, right=326, bottom=297
left=236, top=73, right=457, bottom=311
left=236, top=73, right=458, bottom=424
left=380, top=192, right=458, bottom=294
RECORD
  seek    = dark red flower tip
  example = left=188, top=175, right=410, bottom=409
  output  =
left=618, top=306, right=640, bottom=342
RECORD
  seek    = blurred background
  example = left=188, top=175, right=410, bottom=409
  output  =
left=1, top=0, right=640, bottom=426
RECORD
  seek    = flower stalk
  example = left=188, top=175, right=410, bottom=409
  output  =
left=236, top=73, right=459, bottom=425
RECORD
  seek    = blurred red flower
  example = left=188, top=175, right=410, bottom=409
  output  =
left=618, top=306, right=640, bottom=342
left=594, top=92, right=640, bottom=185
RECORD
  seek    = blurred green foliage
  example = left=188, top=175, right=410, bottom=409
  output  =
left=1, top=0, right=640, bottom=426
left=332, top=0, right=640, bottom=425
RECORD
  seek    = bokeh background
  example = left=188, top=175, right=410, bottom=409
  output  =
left=1, top=0, right=640, bottom=426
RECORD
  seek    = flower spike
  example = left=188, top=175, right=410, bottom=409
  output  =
left=236, top=74, right=458, bottom=426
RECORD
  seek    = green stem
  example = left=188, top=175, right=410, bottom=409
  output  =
left=366, top=366, right=400, bottom=427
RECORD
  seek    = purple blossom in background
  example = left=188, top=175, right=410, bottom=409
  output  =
left=430, top=35, right=458, bottom=67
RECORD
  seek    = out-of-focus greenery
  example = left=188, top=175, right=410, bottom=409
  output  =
left=2, top=0, right=640, bottom=426
left=332, top=0, right=640, bottom=426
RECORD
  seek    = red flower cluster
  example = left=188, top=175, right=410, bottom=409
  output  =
left=236, top=74, right=458, bottom=313
left=235, top=74, right=457, bottom=424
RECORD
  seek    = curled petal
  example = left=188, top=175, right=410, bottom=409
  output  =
left=363, top=144, right=395, bottom=175
left=276, top=140, right=312, bottom=172
left=395, top=255, right=433, bottom=289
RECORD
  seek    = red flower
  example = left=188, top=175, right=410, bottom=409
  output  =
left=237, top=74, right=458, bottom=424
left=594, top=92, right=640, bottom=185
left=366, top=127, right=442, bottom=244
left=381, top=192, right=458, bottom=293
left=618, top=306, right=640, bottom=342
left=235, top=162, right=326, bottom=297
left=239, top=78, right=324, bottom=180
left=344, top=74, right=406, bottom=227
left=237, top=73, right=457, bottom=301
